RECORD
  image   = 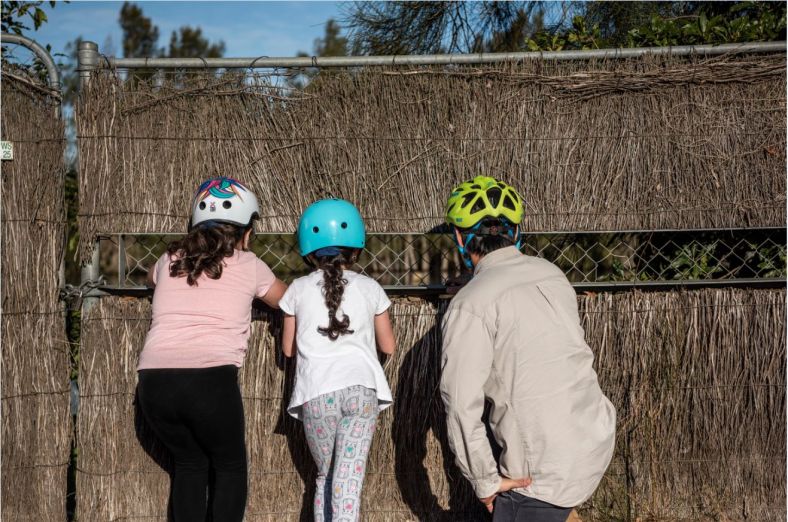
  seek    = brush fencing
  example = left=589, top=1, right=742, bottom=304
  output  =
left=75, top=53, right=786, bottom=261
left=1, top=74, right=70, bottom=521
left=76, top=288, right=785, bottom=521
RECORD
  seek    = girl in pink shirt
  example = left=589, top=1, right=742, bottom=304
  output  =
left=136, top=177, right=286, bottom=522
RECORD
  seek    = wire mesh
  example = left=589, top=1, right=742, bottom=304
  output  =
left=97, top=229, right=787, bottom=289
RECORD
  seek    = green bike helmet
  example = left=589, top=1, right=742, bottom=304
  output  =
left=445, top=175, right=524, bottom=228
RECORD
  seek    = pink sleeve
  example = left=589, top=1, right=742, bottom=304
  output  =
left=255, top=258, right=276, bottom=298
left=152, top=253, right=169, bottom=285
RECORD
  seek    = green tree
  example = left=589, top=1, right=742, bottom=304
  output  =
left=527, top=1, right=786, bottom=51
left=477, top=7, right=545, bottom=52
left=1, top=1, right=64, bottom=84
left=313, top=19, right=348, bottom=57
left=343, top=1, right=551, bottom=54
left=344, top=2, right=786, bottom=55
left=117, top=4, right=223, bottom=84
left=167, top=26, right=225, bottom=85
left=168, top=26, right=225, bottom=58
left=118, top=1, right=160, bottom=84
left=527, top=14, right=603, bottom=51
left=119, top=2, right=161, bottom=58
left=289, top=18, right=349, bottom=90
left=580, top=1, right=681, bottom=46
left=1, top=0, right=56, bottom=35
left=624, top=1, right=786, bottom=47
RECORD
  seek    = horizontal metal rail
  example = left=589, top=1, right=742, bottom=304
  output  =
left=97, top=41, right=786, bottom=70
left=102, top=226, right=788, bottom=237
left=570, top=278, right=787, bottom=293
left=88, top=278, right=786, bottom=301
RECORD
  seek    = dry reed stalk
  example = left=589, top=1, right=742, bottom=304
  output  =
left=1, top=74, right=69, bottom=521
left=76, top=54, right=786, bottom=261
left=1, top=392, right=71, bottom=520
left=76, top=298, right=168, bottom=521
left=579, top=288, right=786, bottom=521
left=0, top=77, right=64, bottom=226
left=1, top=221, right=65, bottom=313
left=77, top=288, right=784, bottom=521
left=1, top=313, right=68, bottom=396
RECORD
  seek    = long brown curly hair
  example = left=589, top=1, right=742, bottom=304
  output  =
left=167, top=222, right=249, bottom=286
left=311, top=248, right=358, bottom=340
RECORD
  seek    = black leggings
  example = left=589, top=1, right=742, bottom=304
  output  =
left=137, top=365, right=247, bottom=522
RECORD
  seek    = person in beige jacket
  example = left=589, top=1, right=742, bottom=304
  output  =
left=440, top=176, right=616, bottom=521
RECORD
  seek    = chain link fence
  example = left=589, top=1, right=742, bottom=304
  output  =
left=96, top=228, right=787, bottom=290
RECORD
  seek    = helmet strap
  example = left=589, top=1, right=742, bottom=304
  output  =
left=478, top=221, right=521, bottom=250
left=453, top=222, right=522, bottom=269
left=452, top=223, right=482, bottom=270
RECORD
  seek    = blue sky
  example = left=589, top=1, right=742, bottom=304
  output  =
left=32, top=1, right=347, bottom=60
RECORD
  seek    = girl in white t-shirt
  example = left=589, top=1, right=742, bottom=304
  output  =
left=279, top=199, right=395, bottom=522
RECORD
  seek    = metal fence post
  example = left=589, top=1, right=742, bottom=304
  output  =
left=78, top=41, right=100, bottom=311
left=79, top=240, right=101, bottom=306
left=118, top=235, right=127, bottom=288
left=78, top=40, right=99, bottom=86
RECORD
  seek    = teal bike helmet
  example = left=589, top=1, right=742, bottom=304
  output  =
left=297, top=199, right=366, bottom=256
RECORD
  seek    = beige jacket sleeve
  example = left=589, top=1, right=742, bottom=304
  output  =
left=440, top=307, right=501, bottom=499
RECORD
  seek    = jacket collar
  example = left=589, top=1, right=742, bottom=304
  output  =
left=473, top=246, right=522, bottom=276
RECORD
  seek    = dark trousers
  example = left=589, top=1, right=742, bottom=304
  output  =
left=493, top=491, right=573, bottom=522
left=137, top=365, right=247, bottom=522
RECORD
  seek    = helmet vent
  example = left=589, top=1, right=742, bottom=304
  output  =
left=487, top=187, right=502, bottom=207
left=341, top=222, right=348, bottom=229
left=222, top=201, right=232, bottom=209
left=470, top=196, right=486, bottom=214
left=503, top=194, right=517, bottom=211
left=198, top=201, right=206, bottom=210
left=313, top=226, right=320, bottom=233
left=461, top=193, right=475, bottom=208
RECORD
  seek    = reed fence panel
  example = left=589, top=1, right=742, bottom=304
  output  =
left=76, top=288, right=785, bottom=521
left=76, top=54, right=787, bottom=261
left=1, top=74, right=69, bottom=522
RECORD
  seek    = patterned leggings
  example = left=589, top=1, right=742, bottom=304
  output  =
left=303, top=385, right=378, bottom=522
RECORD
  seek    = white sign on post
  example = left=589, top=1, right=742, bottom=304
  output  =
left=1, top=141, right=13, bottom=161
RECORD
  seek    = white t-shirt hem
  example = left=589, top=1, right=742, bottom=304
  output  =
left=288, top=383, right=393, bottom=420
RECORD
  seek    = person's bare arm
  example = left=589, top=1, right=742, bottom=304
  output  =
left=282, top=314, right=296, bottom=358
left=374, top=311, right=396, bottom=355
left=260, top=279, right=288, bottom=309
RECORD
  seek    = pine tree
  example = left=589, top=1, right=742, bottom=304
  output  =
left=168, top=26, right=225, bottom=58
